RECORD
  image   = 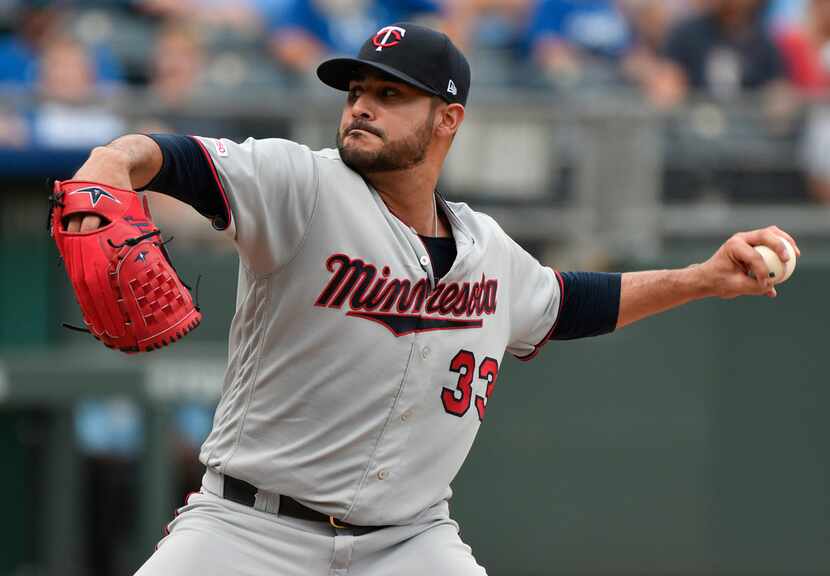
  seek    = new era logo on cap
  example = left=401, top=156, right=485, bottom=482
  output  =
left=316, top=22, right=471, bottom=106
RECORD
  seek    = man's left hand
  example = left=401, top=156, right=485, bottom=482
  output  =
left=699, top=226, right=801, bottom=300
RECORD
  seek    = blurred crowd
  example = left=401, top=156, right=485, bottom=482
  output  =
left=3, top=0, right=830, bottom=200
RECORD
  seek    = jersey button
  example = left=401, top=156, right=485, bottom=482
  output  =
left=377, top=470, right=388, bottom=480
left=401, top=409, right=414, bottom=422
left=419, top=255, right=430, bottom=267
left=421, top=347, right=431, bottom=359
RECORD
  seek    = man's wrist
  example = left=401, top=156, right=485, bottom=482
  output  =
left=679, top=263, right=716, bottom=301
left=93, top=145, right=132, bottom=172
left=73, top=146, right=133, bottom=188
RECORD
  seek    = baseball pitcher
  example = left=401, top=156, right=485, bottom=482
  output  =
left=54, top=22, right=799, bottom=576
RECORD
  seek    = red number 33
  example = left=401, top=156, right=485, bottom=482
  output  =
left=441, top=350, right=500, bottom=421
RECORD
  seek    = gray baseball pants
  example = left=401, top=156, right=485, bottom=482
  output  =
left=134, top=471, right=487, bottom=576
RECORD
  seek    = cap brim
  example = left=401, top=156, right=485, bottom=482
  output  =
left=317, top=58, right=439, bottom=99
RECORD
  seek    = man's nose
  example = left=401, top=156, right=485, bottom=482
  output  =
left=351, top=94, right=375, bottom=120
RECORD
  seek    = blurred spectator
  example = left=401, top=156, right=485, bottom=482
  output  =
left=136, top=22, right=239, bottom=147
left=440, top=0, right=535, bottom=85
left=777, top=0, right=830, bottom=201
left=149, top=21, right=207, bottom=107
left=136, top=0, right=264, bottom=36
left=30, top=34, right=126, bottom=149
left=0, top=2, right=122, bottom=88
left=0, top=4, right=126, bottom=150
left=528, top=0, right=694, bottom=99
left=619, top=0, right=690, bottom=106
left=443, top=0, right=533, bottom=52
left=528, top=0, right=630, bottom=88
left=0, top=2, right=59, bottom=86
left=776, top=0, right=830, bottom=93
left=660, top=0, right=788, bottom=100
left=268, top=0, right=441, bottom=74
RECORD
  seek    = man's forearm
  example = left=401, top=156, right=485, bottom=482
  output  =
left=74, top=134, right=163, bottom=190
left=616, top=266, right=713, bottom=329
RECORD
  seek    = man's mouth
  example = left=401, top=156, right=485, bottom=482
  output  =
left=346, top=125, right=382, bottom=139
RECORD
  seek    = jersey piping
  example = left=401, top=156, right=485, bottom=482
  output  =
left=191, top=136, right=233, bottom=233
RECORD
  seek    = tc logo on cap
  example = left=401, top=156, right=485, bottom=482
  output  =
left=373, top=25, right=406, bottom=52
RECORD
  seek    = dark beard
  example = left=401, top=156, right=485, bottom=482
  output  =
left=337, top=110, right=434, bottom=174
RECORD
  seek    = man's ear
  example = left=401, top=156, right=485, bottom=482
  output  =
left=436, top=103, right=465, bottom=138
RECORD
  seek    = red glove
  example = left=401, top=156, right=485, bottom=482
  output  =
left=48, top=180, right=202, bottom=353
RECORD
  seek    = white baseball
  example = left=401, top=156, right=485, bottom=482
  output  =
left=753, top=237, right=796, bottom=285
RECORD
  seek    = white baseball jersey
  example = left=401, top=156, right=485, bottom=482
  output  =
left=193, top=136, right=563, bottom=526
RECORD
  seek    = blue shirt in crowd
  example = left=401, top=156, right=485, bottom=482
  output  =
left=0, top=36, right=123, bottom=86
left=527, top=0, right=630, bottom=58
left=272, top=0, right=439, bottom=56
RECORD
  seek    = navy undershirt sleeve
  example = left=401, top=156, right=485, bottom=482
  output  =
left=550, top=271, right=621, bottom=340
left=139, top=133, right=230, bottom=230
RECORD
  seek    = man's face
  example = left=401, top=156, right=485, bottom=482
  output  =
left=337, top=71, right=439, bottom=174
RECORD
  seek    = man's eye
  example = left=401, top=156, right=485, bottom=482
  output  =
left=382, top=88, right=397, bottom=97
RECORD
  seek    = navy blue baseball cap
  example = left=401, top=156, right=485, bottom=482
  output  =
left=317, top=23, right=471, bottom=106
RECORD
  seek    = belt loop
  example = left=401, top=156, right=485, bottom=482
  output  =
left=202, top=467, right=225, bottom=498
left=331, top=533, right=355, bottom=573
left=254, top=491, right=281, bottom=514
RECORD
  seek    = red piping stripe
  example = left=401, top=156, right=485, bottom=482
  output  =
left=515, top=268, right=565, bottom=362
left=190, top=136, right=232, bottom=230
left=160, top=490, right=200, bottom=543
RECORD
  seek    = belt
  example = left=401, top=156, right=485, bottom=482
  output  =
left=222, top=474, right=387, bottom=532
